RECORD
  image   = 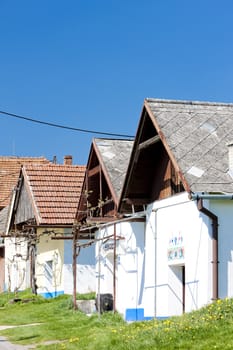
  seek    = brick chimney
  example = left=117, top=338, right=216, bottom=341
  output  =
left=64, top=155, right=73, bottom=165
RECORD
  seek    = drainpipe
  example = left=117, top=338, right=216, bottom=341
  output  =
left=197, top=198, right=219, bottom=300
left=192, top=193, right=233, bottom=201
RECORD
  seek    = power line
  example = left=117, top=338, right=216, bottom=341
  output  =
left=0, top=110, right=134, bottom=138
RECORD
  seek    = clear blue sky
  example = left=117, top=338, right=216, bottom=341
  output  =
left=1, top=0, right=233, bottom=165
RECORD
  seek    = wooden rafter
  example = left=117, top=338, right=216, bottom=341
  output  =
left=138, top=135, right=160, bottom=151
left=88, top=165, right=101, bottom=177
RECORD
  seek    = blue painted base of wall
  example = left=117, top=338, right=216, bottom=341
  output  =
left=125, top=308, right=153, bottom=321
left=125, top=308, right=169, bottom=322
left=39, top=291, right=64, bottom=299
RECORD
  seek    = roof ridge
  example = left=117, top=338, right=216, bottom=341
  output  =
left=0, top=156, right=49, bottom=160
left=145, top=98, right=233, bottom=107
left=24, top=163, right=86, bottom=169
left=94, top=138, right=134, bottom=142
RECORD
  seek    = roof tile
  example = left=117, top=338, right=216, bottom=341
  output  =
left=0, top=157, right=50, bottom=208
left=24, top=163, right=86, bottom=225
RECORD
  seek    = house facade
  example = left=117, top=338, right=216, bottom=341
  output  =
left=95, top=218, right=146, bottom=319
left=0, top=156, right=50, bottom=292
left=5, top=157, right=95, bottom=297
left=77, top=138, right=134, bottom=311
left=95, top=99, right=233, bottom=321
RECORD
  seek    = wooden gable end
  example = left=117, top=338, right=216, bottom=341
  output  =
left=77, top=146, right=116, bottom=222
left=14, top=178, right=35, bottom=226
left=120, top=109, right=184, bottom=213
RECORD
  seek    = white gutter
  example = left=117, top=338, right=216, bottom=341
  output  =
left=190, top=192, right=233, bottom=201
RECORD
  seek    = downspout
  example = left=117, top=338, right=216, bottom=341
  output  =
left=197, top=198, right=218, bottom=300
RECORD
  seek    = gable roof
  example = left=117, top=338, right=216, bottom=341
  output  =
left=94, top=138, right=134, bottom=202
left=0, top=156, right=50, bottom=209
left=119, top=98, right=233, bottom=211
left=16, top=163, right=86, bottom=226
left=77, top=138, right=133, bottom=222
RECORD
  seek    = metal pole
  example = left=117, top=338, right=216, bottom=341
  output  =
left=98, top=240, right=101, bottom=317
left=113, top=224, right=116, bottom=313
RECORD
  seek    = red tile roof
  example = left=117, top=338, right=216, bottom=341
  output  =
left=23, top=163, right=86, bottom=225
left=0, top=157, right=50, bottom=208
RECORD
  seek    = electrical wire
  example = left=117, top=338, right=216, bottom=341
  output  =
left=0, top=110, right=134, bottom=138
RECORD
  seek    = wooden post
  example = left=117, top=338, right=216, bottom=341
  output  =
left=73, top=229, right=78, bottom=310
left=99, top=168, right=103, bottom=217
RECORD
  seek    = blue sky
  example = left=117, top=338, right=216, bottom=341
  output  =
left=0, top=0, right=233, bottom=165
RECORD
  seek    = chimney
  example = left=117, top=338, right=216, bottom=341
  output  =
left=227, top=143, right=233, bottom=177
left=64, top=155, right=73, bottom=165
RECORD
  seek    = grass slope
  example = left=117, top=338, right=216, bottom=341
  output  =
left=0, top=291, right=232, bottom=349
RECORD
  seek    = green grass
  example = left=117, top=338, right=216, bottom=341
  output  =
left=76, top=291, right=96, bottom=300
left=0, top=291, right=233, bottom=349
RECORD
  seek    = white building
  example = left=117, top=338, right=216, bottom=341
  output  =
left=94, top=99, right=233, bottom=321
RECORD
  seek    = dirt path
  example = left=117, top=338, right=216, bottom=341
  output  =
left=0, top=336, right=35, bottom=350
left=0, top=325, right=35, bottom=349
left=0, top=325, right=61, bottom=350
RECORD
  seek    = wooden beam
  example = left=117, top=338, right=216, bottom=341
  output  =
left=23, top=224, right=73, bottom=229
left=123, top=196, right=151, bottom=205
left=51, top=236, right=73, bottom=240
left=88, top=165, right=101, bottom=177
left=0, top=234, right=36, bottom=238
left=86, top=217, right=118, bottom=224
left=138, top=135, right=160, bottom=151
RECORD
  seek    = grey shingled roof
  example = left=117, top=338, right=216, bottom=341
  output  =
left=94, top=138, right=134, bottom=199
left=0, top=206, right=9, bottom=234
left=146, top=98, right=233, bottom=193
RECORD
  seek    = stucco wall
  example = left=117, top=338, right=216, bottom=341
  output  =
left=5, top=228, right=96, bottom=297
left=63, top=239, right=95, bottom=294
left=147, top=193, right=212, bottom=318
left=210, top=200, right=233, bottom=299
left=95, top=193, right=233, bottom=321
left=4, top=236, right=29, bottom=292
left=96, top=221, right=145, bottom=319
left=36, top=228, right=64, bottom=297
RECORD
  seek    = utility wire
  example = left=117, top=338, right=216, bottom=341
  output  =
left=0, top=110, right=134, bottom=138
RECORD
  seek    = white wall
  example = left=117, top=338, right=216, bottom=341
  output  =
left=145, top=193, right=212, bottom=318
left=95, top=194, right=233, bottom=320
left=95, top=220, right=145, bottom=319
left=5, top=229, right=96, bottom=297
left=210, top=200, right=233, bottom=299
left=36, top=231, right=64, bottom=297
left=95, top=193, right=212, bottom=320
left=63, top=239, right=95, bottom=295
left=4, top=237, right=29, bottom=292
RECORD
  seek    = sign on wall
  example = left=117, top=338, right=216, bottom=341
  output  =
left=167, top=232, right=184, bottom=265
